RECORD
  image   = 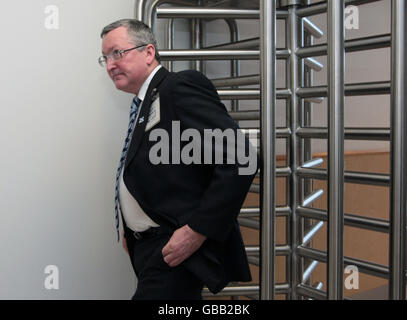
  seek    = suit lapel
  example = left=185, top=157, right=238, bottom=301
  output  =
left=124, top=67, right=169, bottom=170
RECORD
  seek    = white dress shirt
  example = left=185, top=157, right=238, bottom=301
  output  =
left=119, top=65, right=162, bottom=232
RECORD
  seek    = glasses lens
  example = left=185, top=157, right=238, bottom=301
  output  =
left=112, top=50, right=122, bottom=61
left=98, top=56, right=106, bottom=67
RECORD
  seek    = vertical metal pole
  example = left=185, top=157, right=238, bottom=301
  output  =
left=287, top=6, right=300, bottom=300
left=389, top=0, right=406, bottom=301
left=226, top=19, right=241, bottom=112
left=260, top=0, right=276, bottom=300
left=167, top=19, right=175, bottom=72
left=190, top=18, right=201, bottom=71
left=327, top=0, right=345, bottom=300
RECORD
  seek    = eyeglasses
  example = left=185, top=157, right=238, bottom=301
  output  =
left=98, top=44, right=148, bottom=67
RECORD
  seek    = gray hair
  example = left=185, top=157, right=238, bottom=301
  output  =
left=100, top=19, right=160, bottom=62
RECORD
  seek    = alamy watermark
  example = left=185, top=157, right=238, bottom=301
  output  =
left=344, top=265, right=359, bottom=290
left=345, top=5, right=359, bottom=30
left=44, top=5, right=59, bottom=30
left=148, top=121, right=258, bottom=176
left=44, top=265, right=59, bottom=290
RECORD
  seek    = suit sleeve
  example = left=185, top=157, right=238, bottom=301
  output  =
left=170, top=70, right=258, bottom=242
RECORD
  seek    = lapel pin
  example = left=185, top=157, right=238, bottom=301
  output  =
left=139, top=116, right=144, bottom=124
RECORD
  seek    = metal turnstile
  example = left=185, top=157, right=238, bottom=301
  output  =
left=135, top=0, right=406, bottom=300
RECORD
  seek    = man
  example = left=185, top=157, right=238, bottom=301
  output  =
left=100, top=19, right=257, bottom=300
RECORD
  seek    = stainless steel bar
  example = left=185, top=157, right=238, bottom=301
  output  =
left=302, top=17, right=324, bottom=39
left=297, top=167, right=390, bottom=186
left=297, top=34, right=391, bottom=58
left=205, top=37, right=260, bottom=50
left=302, top=221, right=324, bottom=246
left=160, top=49, right=290, bottom=60
left=287, top=6, right=300, bottom=301
left=229, top=110, right=260, bottom=121
left=157, top=7, right=260, bottom=19
left=302, top=260, right=320, bottom=283
left=304, top=57, right=323, bottom=71
left=389, top=0, right=407, bottom=300
left=304, top=97, right=324, bottom=103
left=302, top=158, right=324, bottom=168
left=296, top=284, right=327, bottom=300
left=296, top=246, right=389, bottom=279
left=296, top=127, right=390, bottom=141
left=297, top=206, right=390, bottom=234
left=157, top=7, right=290, bottom=19
left=245, top=245, right=291, bottom=256
left=296, top=81, right=391, bottom=98
left=167, top=19, right=175, bottom=71
left=202, top=285, right=259, bottom=297
left=327, top=0, right=345, bottom=300
left=260, top=0, right=276, bottom=301
left=302, top=189, right=324, bottom=207
left=238, top=217, right=259, bottom=229
left=211, top=75, right=260, bottom=88
left=159, top=49, right=259, bottom=60
left=218, top=89, right=292, bottom=100
left=225, top=19, right=240, bottom=112
left=296, top=0, right=383, bottom=17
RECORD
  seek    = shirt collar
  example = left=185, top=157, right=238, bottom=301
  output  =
left=136, top=65, right=162, bottom=102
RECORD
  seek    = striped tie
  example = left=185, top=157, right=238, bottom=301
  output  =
left=114, top=97, right=141, bottom=241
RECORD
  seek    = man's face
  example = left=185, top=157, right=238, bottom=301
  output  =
left=101, top=26, right=149, bottom=94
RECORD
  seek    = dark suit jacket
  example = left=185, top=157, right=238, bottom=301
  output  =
left=122, top=67, right=257, bottom=294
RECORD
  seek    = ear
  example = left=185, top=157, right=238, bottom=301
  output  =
left=145, top=44, right=156, bottom=65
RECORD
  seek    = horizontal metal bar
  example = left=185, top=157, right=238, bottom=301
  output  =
left=159, top=49, right=259, bottom=60
left=296, top=0, right=383, bottom=17
left=157, top=7, right=289, bottom=20
left=249, top=183, right=260, bottom=193
left=240, top=206, right=291, bottom=218
left=296, top=284, right=327, bottom=300
left=245, top=245, right=291, bottom=256
left=302, top=221, right=324, bottom=246
left=302, top=189, right=324, bottom=207
left=296, top=127, right=390, bottom=141
left=302, top=158, right=324, bottom=168
left=304, top=97, right=324, bottom=104
left=304, top=57, right=324, bottom=71
left=297, top=34, right=391, bottom=58
left=296, top=246, right=389, bottom=279
left=296, top=81, right=391, bottom=98
left=238, top=217, right=259, bottom=229
left=297, top=206, right=390, bottom=234
left=240, top=207, right=259, bottom=217
left=297, top=167, right=390, bottom=186
left=157, top=7, right=260, bottom=19
left=202, top=285, right=259, bottom=297
left=229, top=110, right=260, bottom=120
left=277, top=206, right=291, bottom=217
left=212, top=75, right=260, bottom=88
left=302, top=17, right=324, bottom=39
left=218, top=88, right=292, bottom=100
left=277, top=166, right=291, bottom=176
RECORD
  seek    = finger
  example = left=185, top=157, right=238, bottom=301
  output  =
left=161, top=241, right=173, bottom=257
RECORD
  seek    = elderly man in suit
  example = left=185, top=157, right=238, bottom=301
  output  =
left=99, top=19, right=257, bottom=300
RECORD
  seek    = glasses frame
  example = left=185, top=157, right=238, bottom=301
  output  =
left=98, top=44, right=148, bottom=67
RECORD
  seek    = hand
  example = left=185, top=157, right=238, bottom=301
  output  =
left=162, top=225, right=206, bottom=267
left=122, top=230, right=129, bottom=255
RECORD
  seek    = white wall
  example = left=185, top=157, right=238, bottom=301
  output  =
left=0, top=0, right=137, bottom=299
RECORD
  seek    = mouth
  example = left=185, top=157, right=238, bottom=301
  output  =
left=112, top=73, right=124, bottom=81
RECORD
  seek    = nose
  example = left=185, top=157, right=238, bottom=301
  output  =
left=106, top=58, right=116, bottom=73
